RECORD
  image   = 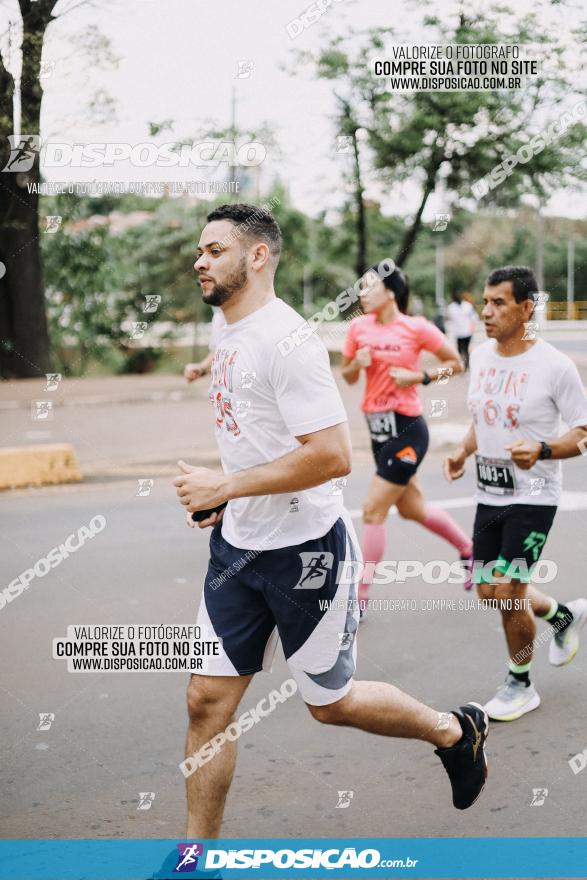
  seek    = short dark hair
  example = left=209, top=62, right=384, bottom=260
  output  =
left=486, top=266, right=538, bottom=303
left=206, top=203, right=282, bottom=264
left=368, top=263, right=410, bottom=314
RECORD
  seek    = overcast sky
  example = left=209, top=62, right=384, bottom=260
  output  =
left=1, top=0, right=585, bottom=219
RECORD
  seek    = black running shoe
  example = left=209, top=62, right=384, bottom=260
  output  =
left=434, top=702, right=488, bottom=810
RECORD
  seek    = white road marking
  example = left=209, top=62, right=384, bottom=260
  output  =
left=347, top=491, right=587, bottom=519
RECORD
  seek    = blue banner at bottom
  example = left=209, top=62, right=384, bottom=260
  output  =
left=0, top=838, right=586, bottom=879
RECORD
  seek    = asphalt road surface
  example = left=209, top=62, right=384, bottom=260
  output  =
left=2, top=452, right=587, bottom=843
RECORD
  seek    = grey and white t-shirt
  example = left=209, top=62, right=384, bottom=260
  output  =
left=468, top=338, right=587, bottom=506
left=209, top=298, right=348, bottom=549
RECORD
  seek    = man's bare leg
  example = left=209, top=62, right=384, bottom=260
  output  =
left=308, top=680, right=462, bottom=749
left=478, top=578, right=568, bottom=665
left=478, top=577, right=536, bottom=663
left=185, top=673, right=253, bottom=838
left=473, top=571, right=554, bottom=723
left=527, top=584, right=555, bottom=618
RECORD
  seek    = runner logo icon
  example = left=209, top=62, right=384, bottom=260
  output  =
left=2, top=134, right=42, bottom=171
left=338, top=632, right=354, bottom=651
left=175, top=843, right=204, bottom=872
left=37, top=713, right=55, bottom=731
left=137, top=792, right=155, bottom=810
left=335, top=790, right=354, bottom=808
left=294, top=552, right=334, bottom=589
left=530, top=788, right=549, bottom=806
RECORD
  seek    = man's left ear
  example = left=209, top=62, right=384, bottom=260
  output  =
left=252, top=242, right=270, bottom=271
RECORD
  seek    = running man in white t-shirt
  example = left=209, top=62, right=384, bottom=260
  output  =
left=444, top=266, right=587, bottom=722
left=171, top=204, right=490, bottom=844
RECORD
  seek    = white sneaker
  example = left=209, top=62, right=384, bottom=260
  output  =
left=548, top=598, right=587, bottom=667
left=484, top=675, right=540, bottom=722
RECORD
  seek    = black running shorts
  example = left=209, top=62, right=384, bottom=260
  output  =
left=368, top=411, right=429, bottom=486
left=472, top=503, right=557, bottom=584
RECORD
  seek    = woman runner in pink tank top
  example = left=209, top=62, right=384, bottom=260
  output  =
left=342, top=263, right=474, bottom=612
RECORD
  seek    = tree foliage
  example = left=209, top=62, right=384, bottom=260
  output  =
left=300, top=2, right=586, bottom=266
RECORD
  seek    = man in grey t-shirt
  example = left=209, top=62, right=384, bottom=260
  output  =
left=445, top=265, right=587, bottom=722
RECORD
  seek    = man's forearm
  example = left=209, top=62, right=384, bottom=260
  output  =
left=461, top=423, right=478, bottom=457
left=224, top=440, right=350, bottom=501
left=548, top=425, right=587, bottom=460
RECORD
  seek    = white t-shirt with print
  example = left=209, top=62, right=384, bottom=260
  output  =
left=208, top=297, right=348, bottom=549
left=468, top=338, right=587, bottom=506
left=208, top=307, right=226, bottom=352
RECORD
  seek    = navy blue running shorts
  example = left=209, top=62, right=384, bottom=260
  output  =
left=195, top=514, right=361, bottom=706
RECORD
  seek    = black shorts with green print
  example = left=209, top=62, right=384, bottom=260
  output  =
left=472, top=503, right=557, bottom=585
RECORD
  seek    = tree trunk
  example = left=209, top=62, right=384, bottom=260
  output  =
left=0, top=172, right=52, bottom=377
left=337, top=96, right=367, bottom=278
left=395, top=160, right=439, bottom=268
left=0, top=0, right=56, bottom=378
left=0, top=55, right=16, bottom=376
left=351, top=128, right=367, bottom=277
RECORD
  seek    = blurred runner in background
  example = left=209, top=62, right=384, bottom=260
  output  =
left=448, top=291, right=477, bottom=371
left=342, top=264, right=474, bottom=613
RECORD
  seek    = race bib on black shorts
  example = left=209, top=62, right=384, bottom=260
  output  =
left=476, top=455, right=516, bottom=496
left=366, top=410, right=398, bottom=443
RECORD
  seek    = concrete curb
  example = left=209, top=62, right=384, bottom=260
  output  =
left=0, top=444, right=82, bottom=491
